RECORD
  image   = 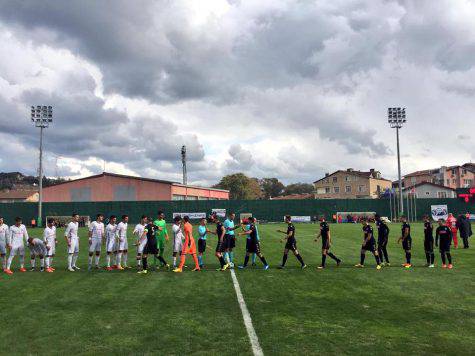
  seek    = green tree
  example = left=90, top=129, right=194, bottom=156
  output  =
left=214, top=173, right=262, bottom=200
left=260, top=178, right=285, bottom=199
left=283, top=183, right=314, bottom=195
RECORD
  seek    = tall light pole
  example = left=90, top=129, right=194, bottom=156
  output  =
left=388, top=107, right=406, bottom=215
left=181, top=145, right=187, bottom=185
left=31, top=105, right=53, bottom=227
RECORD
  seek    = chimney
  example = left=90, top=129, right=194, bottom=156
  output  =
left=325, top=173, right=329, bottom=177
left=347, top=168, right=353, bottom=172
left=370, top=168, right=375, bottom=173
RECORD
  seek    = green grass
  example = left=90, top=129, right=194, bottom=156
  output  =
left=1, top=222, right=474, bottom=355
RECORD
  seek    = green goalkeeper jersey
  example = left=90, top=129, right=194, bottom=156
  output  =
left=154, top=219, right=168, bottom=240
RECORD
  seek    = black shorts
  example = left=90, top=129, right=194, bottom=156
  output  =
left=247, top=240, right=261, bottom=254
left=378, top=237, right=388, bottom=247
left=198, top=239, right=206, bottom=253
left=285, top=237, right=297, bottom=251
left=224, top=234, right=236, bottom=249
left=362, top=239, right=376, bottom=252
left=402, top=237, right=412, bottom=251
left=322, top=237, right=330, bottom=250
left=215, top=240, right=225, bottom=253
left=143, top=240, right=158, bottom=255
left=439, top=238, right=451, bottom=252
left=424, top=238, right=434, bottom=252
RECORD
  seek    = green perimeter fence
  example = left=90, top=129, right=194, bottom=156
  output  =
left=0, top=198, right=473, bottom=225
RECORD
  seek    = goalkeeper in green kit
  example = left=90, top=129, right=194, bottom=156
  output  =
left=153, top=211, right=170, bottom=269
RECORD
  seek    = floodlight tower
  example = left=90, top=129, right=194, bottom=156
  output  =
left=388, top=107, right=406, bottom=215
left=31, top=105, right=53, bottom=227
left=181, top=145, right=187, bottom=186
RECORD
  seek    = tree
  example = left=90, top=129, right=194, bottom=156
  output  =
left=283, top=183, right=314, bottom=196
left=214, top=173, right=262, bottom=200
left=260, top=178, right=285, bottom=199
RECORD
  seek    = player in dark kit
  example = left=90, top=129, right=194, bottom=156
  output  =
left=137, top=221, right=159, bottom=274
left=277, top=215, right=307, bottom=269
left=397, top=216, right=412, bottom=268
left=314, top=217, right=341, bottom=269
left=237, top=217, right=269, bottom=270
left=435, top=219, right=454, bottom=269
left=212, top=214, right=229, bottom=271
left=375, top=214, right=390, bottom=266
left=355, top=219, right=382, bottom=269
left=423, top=215, right=435, bottom=267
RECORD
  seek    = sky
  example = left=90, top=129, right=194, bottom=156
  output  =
left=0, top=0, right=473, bottom=186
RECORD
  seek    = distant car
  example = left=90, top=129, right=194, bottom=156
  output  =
left=431, top=207, right=447, bottom=217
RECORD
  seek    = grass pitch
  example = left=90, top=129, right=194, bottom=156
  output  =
left=1, top=222, right=474, bottom=355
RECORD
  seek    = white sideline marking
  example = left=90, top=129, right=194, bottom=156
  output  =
left=230, top=269, right=264, bottom=356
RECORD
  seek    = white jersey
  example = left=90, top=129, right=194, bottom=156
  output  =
left=9, top=224, right=29, bottom=247
left=43, top=226, right=57, bottom=246
left=172, top=224, right=184, bottom=241
left=0, top=223, right=8, bottom=244
left=117, top=222, right=128, bottom=241
left=29, top=238, right=47, bottom=255
left=65, top=221, right=79, bottom=240
left=89, top=221, right=105, bottom=240
left=133, top=223, right=145, bottom=239
left=106, top=223, right=117, bottom=240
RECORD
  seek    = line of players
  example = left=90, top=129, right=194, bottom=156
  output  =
left=0, top=211, right=457, bottom=274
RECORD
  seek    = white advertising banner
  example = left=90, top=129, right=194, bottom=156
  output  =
left=211, top=209, right=226, bottom=217
left=285, top=216, right=312, bottom=223
left=430, top=205, right=448, bottom=221
left=173, top=212, right=207, bottom=219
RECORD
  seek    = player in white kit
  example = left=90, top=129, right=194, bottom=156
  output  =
left=105, top=215, right=118, bottom=270
left=88, top=214, right=105, bottom=271
left=5, top=217, right=29, bottom=274
left=28, top=237, right=47, bottom=272
left=116, top=215, right=129, bottom=270
left=172, top=216, right=184, bottom=268
left=65, top=213, right=80, bottom=272
left=0, top=216, right=8, bottom=271
left=133, top=215, right=148, bottom=269
left=43, top=218, right=57, bottom=272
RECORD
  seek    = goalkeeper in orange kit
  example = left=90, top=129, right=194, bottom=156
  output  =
left=173, top=216, right=200, bottom=272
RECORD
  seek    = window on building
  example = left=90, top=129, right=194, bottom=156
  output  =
left=358, top=185, right=365, bottom=192
left=345, top=186, right=351, bottom=193
left=345, top=176, right=350, bottom=181
left=317, top=188, right=326, bottom=194
left=452, top=179, right=456, bottom=184
left=334, top=186, right=340, bottom=193
left=451, top=169, right=456, bottom=175
left=462, top=169, right=467, bottom=175
left=198, top=196, right=209, bottom=200
left=410, top=177, right=416, bottom=184
left=425, top=191, right=430, bottom=195
left=325, top=187, right=331, bottom=193
left=437, top=191, right=447, bottom=198
left=332, top=177, right=338, bottom=183
left=172, top=194, right=185, bottom=200
left=185, top=195, right=198, bottom=200
left=446, top=179, right=450, bottom=185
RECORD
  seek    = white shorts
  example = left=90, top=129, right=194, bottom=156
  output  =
left=46, top=244, right=56, bottom=256
left=68, top=239, right=79, bottom=254
left=29, top=244, right=47, bottom=257
left=106, top=238, right=117, bottom=253
left=118, top=239, right=128, bottom=251
left=173, top=238, right=183, bottom=253
left=0, top=242, right=6, bottom=255
left=89, top=239, right=102, bottom=253
left=9, top=245, right=25, bottom=256
left=137, top=239, right=147, bottom=254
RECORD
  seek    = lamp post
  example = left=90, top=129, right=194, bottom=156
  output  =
left=388, top=107, right=406, bottom=215
left=31, top=105, right=53, bottom=227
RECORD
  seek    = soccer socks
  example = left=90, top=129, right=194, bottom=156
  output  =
left=405, top=252, right=411, bottom=264
left=68, top=254, right=73, bottom=269
left=1, top=256, right=6, bottom=270
left=281, top=253, right=288, bottom=267
left=179, top=254, right=186, bottom=269
left=72, top=253, right=78, bottom=267
left=446, top=253, right=452, bottom=264
left=321, top=254, right=327, bottom=267
left=425, top=252, right=431, bottom=265
left=374, top=254, right=381, bottom=265
left=45, top=257, right=50, bottom=269
left=218, top=256, right=226, bottom=268
left=441, top=252, right=446, bottom=265
left=224, top=252, right=230, bottom=264
left=229, top=251, right=234, bottom=263
left=382, top=247, right=389, bottom=263
left=88, top=255, right=93, bottom=267
left=123, top=253, right=128, bottom=267
left=94, top=255, right=100, bottom=267
left=430, top=252, right=435, bottom=265
left=116, top=252, right=122, bottom=267
left=192, top=254, right=200, bottom=269
left=243, top=255, right=250, bottom=267
left=7, top=256, right=13, bottom=269
left=296, top=253, right=305, bottom=267
left=360, top=254, right=365, bottom=265
left=106, top=255, right=111, bottom=267
left=327, top=252, right=340, bottom=262
left=251, top=253, right=257, bottom=264
left=142, top=257, right=148, bottom=270
left=173, top=256, right=177, bottom=268
left=40, top=258, right=44, bottom=269
left=259, top=255, right=268, bottom=266
left=158, top=256, right=168, bottom=266
left=198, top=255, right=203, bottom=266
left=137, top=256, right=142, bottom=267
left=30, top=258, right=35, bottom=269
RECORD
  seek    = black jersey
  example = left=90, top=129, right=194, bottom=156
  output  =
left=216, top=222, right=225, bottom=238
left=401, top=222, right=411, bottom=239
left=249, top=223, right=258, bottom=242
left=377, top=221, right=389, bottom=240
left=287, top=223, right=296, bottom=239
left=424, top=221, right=433, bottom=239
left=363, top=225, right=374, bottom=240
left=320, top=222, right=329, bottom=239
left=436, top=225, right=452, bottom=241
left=145, top=223, right=157, bottom=242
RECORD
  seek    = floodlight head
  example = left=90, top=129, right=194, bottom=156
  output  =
left=387, top=107, right=407, bottom=128
left=30, top=105, right=53, bottom=128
